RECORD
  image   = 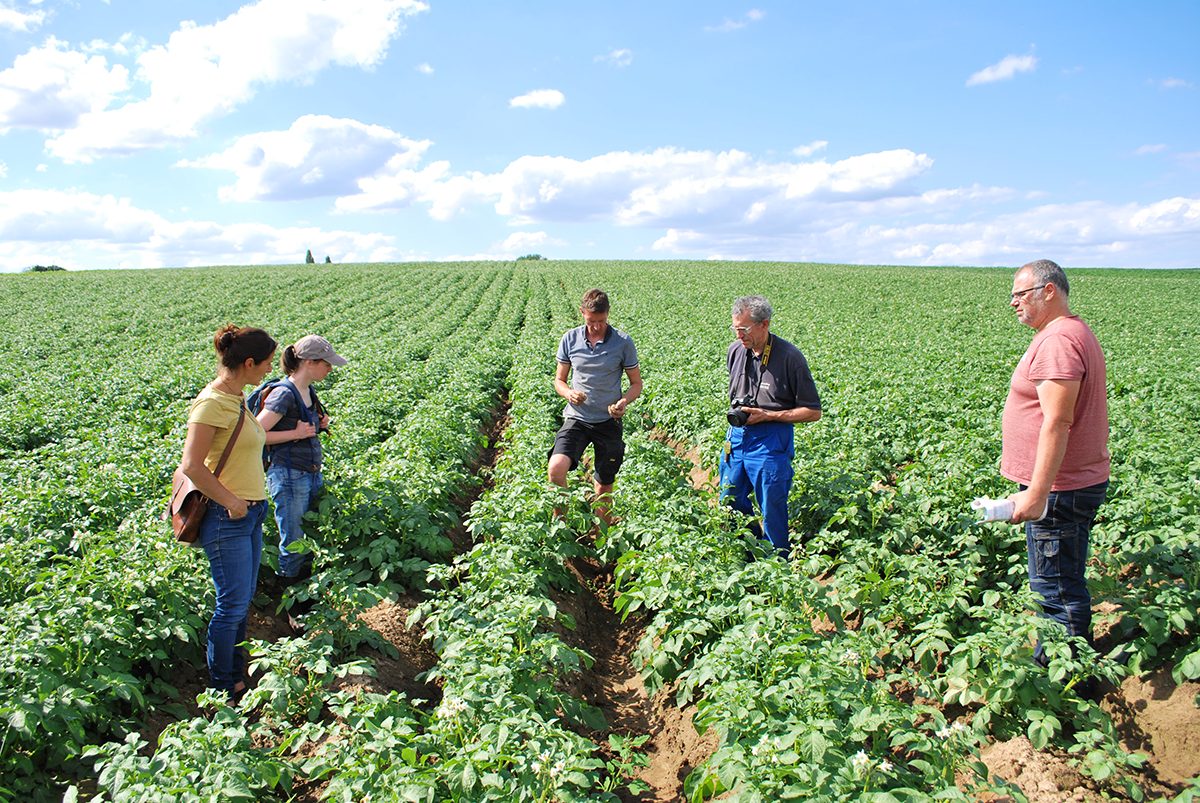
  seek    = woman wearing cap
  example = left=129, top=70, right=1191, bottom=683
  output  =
left=255, top=335, right=346, bottom=633
left=182, top=324, right=276, bottom=701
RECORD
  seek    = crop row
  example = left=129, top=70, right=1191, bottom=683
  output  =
left=0, top=264, right=529, bottom=797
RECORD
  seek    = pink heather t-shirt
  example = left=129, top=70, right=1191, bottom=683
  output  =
left=1001, top=315, right=1110, bottom=490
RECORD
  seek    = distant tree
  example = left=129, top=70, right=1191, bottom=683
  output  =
left=324, top=255, right=332, bottom=264
left=305, top=249, right=315, bottom=264
left=26, top=264, right=66, bottom=272
left=516, top=253, right=546, bottom=261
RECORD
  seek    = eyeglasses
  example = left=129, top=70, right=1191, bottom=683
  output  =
left=731, top=324, right=758, bottom=335
left=1010, top=284, right=1046, bottom=302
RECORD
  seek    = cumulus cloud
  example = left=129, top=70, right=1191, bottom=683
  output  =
left=0, top=37, right=130, bottom=131
left=595, top=48, right=633, bottom=68
left=81, top=32, right=150, bottom=58
left=180, top=115, right=432, bottom=202
left=37, top=0, right=428, bottom=163
left=650, top=196, right=1200, bottom=267
left=966, top=53, right=1038, bottom=86
left=793, top=140, right=828, bottom=157
left=0, top=187, right=404, bottom=269
left=315, top=145, right=936, bottom=240
left=705, top=9, right=764, bottom=33
left=416, top=62, right=434, bottom=74
left=0, top=5, right=45, bottom=31
left=491, top=147, right=933, bottom=226
left=5, top=148, right=1198, bottom=269
left=500, top=230, right=563, bottom=253
left=509, top=89, right=565, bottom=109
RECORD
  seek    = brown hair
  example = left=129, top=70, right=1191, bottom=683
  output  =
left=281, top=344, right=301, bottom=375
left=213, top=325, right=276, bottom=370
left=580, top=288, right=610, bottom=313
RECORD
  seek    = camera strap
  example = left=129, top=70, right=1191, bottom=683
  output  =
left=743, top=335, right=773, bottom=405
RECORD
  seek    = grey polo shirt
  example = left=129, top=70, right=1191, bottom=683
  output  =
left=727, top=334, right=821, bottom=412
left=557, top=324, right=639, bottom=423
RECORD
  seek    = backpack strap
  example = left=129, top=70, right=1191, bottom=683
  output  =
left=281, top=378, right=317, bottom=425
left=212, top=404, right=246, bottom=478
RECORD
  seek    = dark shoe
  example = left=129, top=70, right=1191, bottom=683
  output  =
left=229, top=682, right=247, bottom=706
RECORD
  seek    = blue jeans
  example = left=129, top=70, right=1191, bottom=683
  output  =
left=719, top=422, right=795, bottom=554
left=267, top=464, right=323, bottom=579
left=199, top=499, right=267, bottom=692
left=1024, top=481, right=1107, bottom=663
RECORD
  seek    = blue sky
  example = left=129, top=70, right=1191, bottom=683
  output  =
left=0, top=0, right=1196, bottom=270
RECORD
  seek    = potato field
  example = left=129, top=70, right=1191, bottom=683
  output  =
left=1, top=261, right=1198, bottom=802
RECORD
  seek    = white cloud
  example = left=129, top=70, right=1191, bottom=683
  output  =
left=705, top=9, right=765, bottom=33
left=793, top=140, right=828, bottom=157
left=324, top=145, right=933, bottom=226
left=416, top=62, right=434, bottom=74
left=0, top=161, right=7, bottom=178
left=966, top=54, right=1038, bottom=87
left=180, top=115, right=432, bottom=202
left=81, top=32, right=149, bottom=58
left=500, top=230, right=563, bottom=254
left=1159, top=77, right=1193, bottom=89
left=595, top=48, right=633, bottom=68
left=0, top=5, right=45, bottom=31
left=1135, top=144, right=1167, bottom=155
left=650, top=196, right=1200, bottom=268
left=0, top=37, right=130, bottom=131
left=0, top=187, right=403, bottom=269
left=509, top=89, right=565, bottom=109
left=40, top=0, right=428, bottom=163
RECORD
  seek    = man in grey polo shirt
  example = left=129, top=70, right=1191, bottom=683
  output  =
left=548, top=288, right=643, bottom=524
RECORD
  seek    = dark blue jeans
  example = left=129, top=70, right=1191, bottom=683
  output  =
left=199, top=499, right=267, bottom=692
left=1024, top=481, right=1107, bottom=664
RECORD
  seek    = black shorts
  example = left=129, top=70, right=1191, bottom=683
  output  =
left=549, top=417, right=625, bottom=485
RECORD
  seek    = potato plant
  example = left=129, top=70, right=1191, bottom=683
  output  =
left=1, top=261, right=1197, bottom=800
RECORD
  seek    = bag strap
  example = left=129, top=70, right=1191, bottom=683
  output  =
left=283, top=377, right=318, bottom=426
left=212, top=403, right=246, bottom=478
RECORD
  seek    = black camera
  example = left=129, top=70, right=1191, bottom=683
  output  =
left=727, top=396, right=756, bottom=427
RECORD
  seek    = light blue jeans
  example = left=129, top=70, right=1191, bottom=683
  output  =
left=199, top=499, right=267, bottom=693
left=267, top=464, right=323, bottom=579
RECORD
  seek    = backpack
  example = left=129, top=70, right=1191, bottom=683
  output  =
left=247, top=378, right=323, bottom=465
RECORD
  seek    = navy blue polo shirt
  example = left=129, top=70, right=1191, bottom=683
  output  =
left=727, top=334, right=821, bottom=412
left=557, top=324, right=639, bottom=423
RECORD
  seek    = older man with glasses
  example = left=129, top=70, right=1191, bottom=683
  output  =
left=1002, top=259, right=1110, bottom=667
left=720, top=295, right=822, bottom=556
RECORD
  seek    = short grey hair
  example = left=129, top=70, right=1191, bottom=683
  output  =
left=1021, top=259, right=1069, bottom=297
left=732, top=295, right=773, bottom=323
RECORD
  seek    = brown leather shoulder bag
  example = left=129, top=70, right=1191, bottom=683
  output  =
left=168, top=404, right=247, bottom=543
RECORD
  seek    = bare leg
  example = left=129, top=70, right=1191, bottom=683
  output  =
left=548, top=454, right=572, bottom=518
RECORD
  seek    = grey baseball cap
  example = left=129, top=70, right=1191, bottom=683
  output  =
left=293, top=335, right=347, bottom=365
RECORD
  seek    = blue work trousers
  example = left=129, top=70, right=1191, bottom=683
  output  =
left=719, top=422, right=795, bottom=554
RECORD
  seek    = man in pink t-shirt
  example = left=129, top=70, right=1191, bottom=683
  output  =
left=1001, top=259, right=1110, bottom=667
